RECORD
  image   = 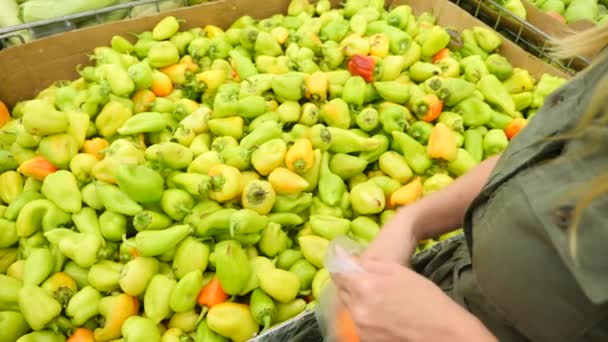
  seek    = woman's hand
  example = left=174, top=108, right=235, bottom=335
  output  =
left=332, top=259, right=497, bottom=342
left=361, top=210, right=419, bottom=265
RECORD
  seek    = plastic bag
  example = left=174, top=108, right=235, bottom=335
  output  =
left=315, top=236, right=367, bottom=342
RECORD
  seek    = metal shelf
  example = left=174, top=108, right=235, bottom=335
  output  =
left=0, top=0, right=190, bottom=48
left=450, top=0, right=591, bottom=75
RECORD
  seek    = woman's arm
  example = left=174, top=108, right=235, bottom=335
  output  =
left=364, top=155, right=500, bottom=263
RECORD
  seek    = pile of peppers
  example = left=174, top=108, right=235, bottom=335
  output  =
left=0, top=0, right=567, bottom=340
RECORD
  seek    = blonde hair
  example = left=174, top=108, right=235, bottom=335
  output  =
left=549, top=24, right=608, bottom=260
left=549, top=24, right=608, bottom=60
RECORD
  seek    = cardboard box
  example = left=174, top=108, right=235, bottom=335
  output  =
left=0, top=0, right=567, bottom=108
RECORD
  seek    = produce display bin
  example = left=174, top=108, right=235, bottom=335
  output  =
left=0, top=0, right=575, bottom=340
left=0, top=0, right=195, bottom=48
left=0, top=0, right=569, bottom=107
left=449, top=0, right=593, bottom=73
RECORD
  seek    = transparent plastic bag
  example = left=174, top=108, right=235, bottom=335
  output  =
left=315, top=236, right=367, bottom=342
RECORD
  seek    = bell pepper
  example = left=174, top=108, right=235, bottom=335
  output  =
left=378, top=102, right=412, bottom=134
left=321, top=41, right=345, bottom=70
left=239, top=120, right=283, bottom=151
left=173, top=237, right=209, bottom=279
left=276, top=101, right=301, bottom=124
left=94, top=293, right=139, bottom=341
left=95, top=100, right=133, bottom=138
left=438, top=111, right=464, bottom=133
left=505, top=118, right=528, bottom=140
left=319, top=98, right=350, bottom=129
left=148, top=41, right=180, bottom=69
left=289, top=259, right=317, bottom=292
left=378, top=151, right=413, bottom=184
left=208, top=117, right=244, bottom=141
left=229, top=209, right=269, bottom=237
left=347, top=54, right=376, bottom=82
left=408, top=86, right=443, bottom=122
left=511, top=92, right=533, bottom=112
left=241, top=180, right=276, bottom=216
left=503, top=68, right=536, bottom=94
left=478, top=74, right=516, bottom=115
left=258, top=267, right=300, bottom=303
left=134, top=224, right=192, bottom=257
left=341, top=33, right=371, bottom=57
left=268, top=167, right=310, bottom=195
left=19, top=284, right=62, bottom=330
left=422, top=173, right=455, bottom=196
left=329, top=153, right=368, bottom=180
left=3, top=191, right=42, bottom=223
left=300, top=149, right=322, bottom=192
left=483, top=129, right=509, bottom=157
left=484, top=54, right=513, bottom=81
left=143, top=274, right=177, bottom=325
left=461, top=55, right=489, bottom=84
left=21, top=100, right=69, bottom=137
left=309, top=215, right=351, bottom=240
left=0, top=171, right=22, bottom=204
left=71, top=207, right=104, bottom=245
left=259, top=222, right=290, bottom=257
left=65, top=286, right=102, bottom=326
left=195, top=208, right=238, bottom=237
left=358, top=134, right=389, bottom=164
left=0, top=251, right=18, bottom=280
left=463, top=127, right=486, bottom=163
left=45, top=229, right=101, bottom=268
left=80, top=183, right=103, bottom=211
left=531, top=74, right=567, bottom=108
left=460, top=28, right=489, bottom=59
left=68, top=154, right=97, bottom=184
left=121, top=316, right=161, bottom=342
left=16, top=330, right=66, bottom=342
left=329, top=127, right=384, bottom=154
left=391, top=131, right=433, bottom=174
left=298, top=235, right=329, bottom=268
left=277, top=249, right=304, bottom=270
left=409, top=61, right=441, bottom=83
left=421, top=26, right=451, bottom=57
left=374, top=81, right=410, bottom=104
left=389, top=177, right=423, bottom=207
left=14, top=199, right=62, bottom=237
left=0, top=274, right=21, bottom=311
left=249, top=139, right=287, bottom=177
left=318, top=151, right=347, bottom=206
left=351, top=180, right=386, bottom=214
left=270, top=72, right=306, bottom=102
left=268, top=212, right=305, bottom=228
left=0, top=311, right=30, bottom=342
left=188, top=151, right=223, bottom=175
left=303, top=72, right=329, bottom=103
left=94, top=181, right=142, bottom=216
left=205, top=164, right=242, bottom=203
left=355, top=107, right=380, bottom=132
left=0, top=150, right=19, bottom=174
left=22, top=247, right=54, bottom=286
left=320, top=18, right=349, bottom=43
left=195, top=318, right=229, bottom=342
left=350, top=216, right=380, bottom=242
left=168, top=270, right=203, bottom=314
left=447, top=148, right=478, bottom=176
left=455, top=98, right=493, bottom=127
left=213, top=240, right=251, bottom=296
left=250, top=288, right=276, bottom=330
left=427, top=122, right=458, bottom=162
left=97, top=211, right=126, bottom=243
left=0, top=219, right=19, bottom=248
left=424, top=77, right=476, bottom=107
left=117, top=256, right=158, bottom=297
left=471, top=26, right=502, bottom=53
left=207, top=302, right=259, bottom=342
left=167, top=310, right=199, bottom=333
left=255, top=31, right=283, bottom=57
left=274, top=298, right=307, bottom=324
left=145, top=142, right=194, bottom=170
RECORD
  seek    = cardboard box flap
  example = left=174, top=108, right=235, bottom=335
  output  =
left=0, top=0, right=566, bottom=108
